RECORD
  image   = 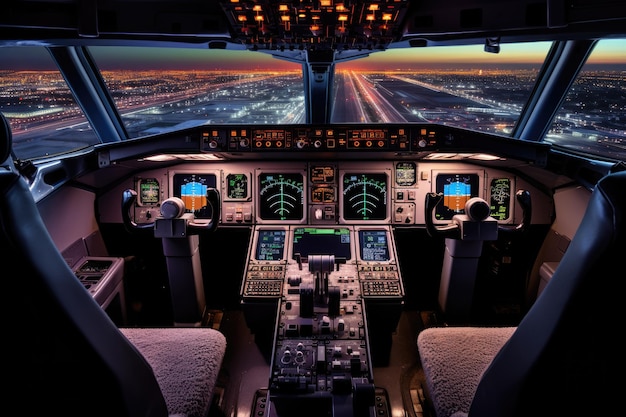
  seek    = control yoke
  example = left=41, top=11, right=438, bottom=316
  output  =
left=122, top=187, right=221, bottom=235
left=498, top=189, right=532, bottom=234
left=121, top=187, right=220, bottom=326
left=424, top=189, right=532, bottom=321
left=424, top=189, right=531, bottom=239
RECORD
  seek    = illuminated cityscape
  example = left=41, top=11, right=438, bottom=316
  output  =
left=1, top=66, right=624, bottom=160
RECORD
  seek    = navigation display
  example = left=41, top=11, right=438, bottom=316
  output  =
left=292, top=228, right=351, bottom=261
left=341, top=172, right=388, bottom=221
left=172, top=173, right=217, bottom=219
left=358, top=230, right=390, bottom=261
left=434, top=173, right=480, bottom=220
left=258, top=172, right=304, bottom=221
left=255, top=230, right=286, bottom=261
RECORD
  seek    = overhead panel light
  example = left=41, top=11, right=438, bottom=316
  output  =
left=219, top=0, right=409, bottom=51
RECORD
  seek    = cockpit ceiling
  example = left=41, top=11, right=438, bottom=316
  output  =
left=1, top=0, right=625, bottom=50
left=220, top=0, right=408, bottom=52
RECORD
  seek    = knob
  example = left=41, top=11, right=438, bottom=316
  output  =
left=281, top=348, right=292, bottom=364
left=418, top=139, right=427, bottom=148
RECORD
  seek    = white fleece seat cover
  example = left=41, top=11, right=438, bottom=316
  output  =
left=417, top=326, right=515, bottom=417
left=121, top=327, right=227, bottom=417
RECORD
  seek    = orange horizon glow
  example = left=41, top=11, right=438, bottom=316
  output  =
left=3, top=39, right=624, bottom=72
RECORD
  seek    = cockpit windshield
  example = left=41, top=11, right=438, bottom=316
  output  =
left=1, top=38, right=625, bottom=161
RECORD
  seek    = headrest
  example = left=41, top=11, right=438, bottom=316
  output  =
left=0, top=113, right=12, bottom=165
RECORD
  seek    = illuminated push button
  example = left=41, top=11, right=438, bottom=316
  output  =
left=338, top=319, right=345, bottom=332
left=334, top=345, right=342, bottom=356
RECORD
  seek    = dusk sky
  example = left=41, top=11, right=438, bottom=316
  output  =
left=2, top=39, right=624, bottom=71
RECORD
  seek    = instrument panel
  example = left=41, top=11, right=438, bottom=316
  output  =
left=128, top=161, right=519, bottom=227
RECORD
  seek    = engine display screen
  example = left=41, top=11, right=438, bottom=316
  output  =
left=490, top=178, right=511, bottom=221
left=395, top=162, right=416, bottom=186
left=255, top=230, right=286, bottom=261
left=292, top=227, right=351, bottom=261
left=138, top=178, right=160, bottom=205
left=172, top=173, right=217, bottom=219
left=358, top=230, right=390, bottom=261
left=435, top=173, right=480, bottom=220
left=227, top=173, right=249, bottom=200
left=341, top=172, right=388, bottom=221
left=258, top=172, right=304, bottom=221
